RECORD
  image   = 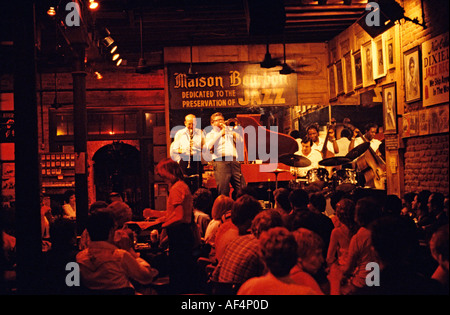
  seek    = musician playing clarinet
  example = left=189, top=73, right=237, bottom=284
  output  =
left=170, top=114, right=205, bottom=192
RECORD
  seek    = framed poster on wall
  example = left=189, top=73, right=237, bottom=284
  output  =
left=352, top=50, right=363, bottom=89
left=404, top=46, right=421, bottom=103
left=343, top=51, right=354, bottom=94
left=361, top=40, right=375, bottom=87
left=382, top=82, right=397, bottom=134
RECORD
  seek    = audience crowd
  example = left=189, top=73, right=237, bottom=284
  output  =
left=1, top=162, right=448, bottom=295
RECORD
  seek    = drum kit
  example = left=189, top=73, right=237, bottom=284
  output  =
left=278, top=142, right=371, bottom=193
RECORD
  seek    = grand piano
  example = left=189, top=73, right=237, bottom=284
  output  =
left=203, top=114, right=298, bottom=189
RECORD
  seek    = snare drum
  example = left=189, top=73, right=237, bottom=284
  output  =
left=306, top=168, right=329, bottom=184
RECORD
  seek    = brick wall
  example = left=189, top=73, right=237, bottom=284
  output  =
left=401, top=0, right=449, bottom=194
left=404, top=133, right=449, bottom=194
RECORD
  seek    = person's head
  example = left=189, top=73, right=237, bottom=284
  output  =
left=428, top=192, right=445, bottom=215
left=293, top=228, right=324, bottom=275
left=335, top=198, right=357, bottom=232
left=306, top=125, right=319, bottom=142
left=289, top=189, right=309, bottom=211
left=106, top=201, right=132, bottom=228
left=340, top=128, right=352, bottom=141
left=231, top=194, right=262, bottom=235
left=49, top=218, right=77, bottom=250
left=273, top=188, right=291, bottom=213
left=413, top=190, right=432, bottom=214
left=64, top=189, right=76, bottom=206
left=211, top=195, right=234, bottom=220
left=184, top=114, right=197, bottom=132
left=301, top=137, right=313, bottom=156
left=429, top=224, right=449, bottom=273
left=289, top=130, right=301, bottom=139
left=383, top=194, right=403, bottom=217
left=259, top=227, right=298, bottom=277
left=89, top=201, right=108, bottom=214
left=109, top=192, right=123, bottom=203
left=355, top=197, right=382, bottom=228
left=193, top=188, right=213, bottom=214
left=211, top=112, right=225, bottom=128
left=251, top=209, right=284, bottom=239
left=156, top=158, right=185, bottom=184
left=86, top=211, right=116, bottom=242
left=308, top=192, right=326, bottom=213
left=364, top=123, right=378, bottom=141
left=370, top=216, right=419, bottom=266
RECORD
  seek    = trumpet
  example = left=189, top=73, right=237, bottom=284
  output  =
left=224, top=118, right=240, bottom=127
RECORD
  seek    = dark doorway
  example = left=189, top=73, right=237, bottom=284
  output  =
left=92, top=141, right=142, bottom=216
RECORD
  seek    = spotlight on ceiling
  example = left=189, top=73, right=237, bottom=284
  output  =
left=116, top=59, right=123, bottom=66
left=89, top=0, right=99, bottom=10
left=47, top=6, right=56, bottom=17
left=112, top=53, right=120, bottom=61
left=94, top=71, right=103, bottom=80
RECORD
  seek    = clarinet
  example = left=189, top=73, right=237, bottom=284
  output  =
left=187, top=130, right=193, bottom=169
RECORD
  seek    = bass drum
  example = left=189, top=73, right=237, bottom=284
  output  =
left=334, top=168, right=359, bottom=193
left=335, top=168, right=358, bottom=185
left=306, top=168, right=329, bottom=185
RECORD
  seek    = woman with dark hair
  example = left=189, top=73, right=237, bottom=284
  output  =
left=151, top=158, right=199, bottom=293
left=62, top=189, right=76, bottom=219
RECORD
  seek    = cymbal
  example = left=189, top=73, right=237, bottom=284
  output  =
left=319, top=156, right=351, bottom=166
left=270, top=168, right=290, bottom=174
left=346, top=142, right=371, bottom=161
left=279, top=154, right=311, bottom=167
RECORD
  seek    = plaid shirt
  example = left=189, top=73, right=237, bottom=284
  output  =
left=212, top=234, right=265, bottom=283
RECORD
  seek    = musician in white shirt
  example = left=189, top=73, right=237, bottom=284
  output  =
left=349, top=123, right=382, bottom=153
left=291, top=137, right=323, bottom=177
left=170, top=114, right=205, bottom=191
left=306, top=124, right=339, bottom=157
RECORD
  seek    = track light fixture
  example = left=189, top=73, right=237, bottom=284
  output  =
left=89, top=0, right=99, bottom=10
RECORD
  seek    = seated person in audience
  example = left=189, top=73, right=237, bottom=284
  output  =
left=401, top=192, right=417, bottom=218
left=340, top=197, right=382, bottom=295
left=211, top=204, right=280, bottom=284
left=272, top=188, right=291, bottom=225
left=426, top=192, right=448, bottom=240
left=62, top=189, right=76, bottom=219
left=214, top=194, right=261, bottom=262
left=326, top=198, right=357, bottom=295
left=76, top=211, right=158, bottom=293
left=204, top=195, right=235, bottom=255
left=429, top=224, right=449, bottom=294
left=290, top=228, right=325, bottom=294
left=355, top=216, right=444, bottom=295
left=41, top=218, right=79, bottom=294
left=192, top=188, right=213, bottom=239
left=238, top=227, right=318, bottom=295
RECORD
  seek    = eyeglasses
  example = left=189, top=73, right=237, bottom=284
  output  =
left=213, top=118, right=224, bottom=122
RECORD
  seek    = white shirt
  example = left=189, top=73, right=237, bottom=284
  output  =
left=170, top=127, right=204, bottom=162
left=291, top=149, right=323, bottom=177
left=353, top=137, right=381, bottom=152
left=205, top=127, right=244, bottom=161
left=312, top=137, right=336, bottom=155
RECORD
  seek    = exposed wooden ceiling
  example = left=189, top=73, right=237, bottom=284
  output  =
left=1, top=0, right=370, bottom=72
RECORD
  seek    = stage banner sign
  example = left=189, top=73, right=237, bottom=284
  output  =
left=168, top=62, right=297, bottom=109
left=422, top=32, right=449, bottom=107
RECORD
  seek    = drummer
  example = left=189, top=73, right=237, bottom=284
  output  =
left=290, top=137, right=323, bottom=177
